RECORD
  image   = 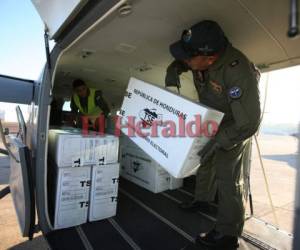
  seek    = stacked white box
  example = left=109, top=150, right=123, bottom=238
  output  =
left=94, top=135, right=120, bottom=165
left=48, top=129, right=119, bottom=167
left=54, top=166, right=91, bottom=230
left=169, top=177, right=184, bottom=190
left=48, top=128, right=120, bottom=228
left=119, top=77, right=224, bottom=178
left=120, top=144, right=183, bottom=193
left=89, top=163, right=119, bottom=221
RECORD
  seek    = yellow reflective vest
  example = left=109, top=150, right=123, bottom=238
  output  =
left=73, top=88, right=102, bottom=116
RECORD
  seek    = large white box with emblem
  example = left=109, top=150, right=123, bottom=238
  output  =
left=119, top=77, right=224, bottom=178
left=120, top=141, right=183, bottom=193
left=53, top=166, right=91, bottom=230
left=48, top=129, right=119, bottom=167
left=89, top=163, right=119, bottom=222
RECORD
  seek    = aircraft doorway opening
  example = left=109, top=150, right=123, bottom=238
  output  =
left=247, top=65, right=300, bottom=235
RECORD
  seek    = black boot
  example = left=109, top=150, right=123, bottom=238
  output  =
left=195, top=229, right=239, bottom=249
left=179, top=200, right=210, bottom=212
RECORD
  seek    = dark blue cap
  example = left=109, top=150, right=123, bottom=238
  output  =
left=170, top=20, right=228, bottom=60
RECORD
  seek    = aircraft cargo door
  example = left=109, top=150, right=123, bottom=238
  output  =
left=8, top=136, right=35, bottom=239
left=0, top=74, right=35, bottom=239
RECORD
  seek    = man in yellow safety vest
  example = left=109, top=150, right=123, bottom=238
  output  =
left=71, top=79, right=110, bottom=128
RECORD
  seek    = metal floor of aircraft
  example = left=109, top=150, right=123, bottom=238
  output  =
left=45, top=178, right=263, bottom=250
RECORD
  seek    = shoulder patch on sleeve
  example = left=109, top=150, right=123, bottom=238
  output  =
left=229, top=60, right=239, bottom=67
left=228, top=86, right=243, bottom=99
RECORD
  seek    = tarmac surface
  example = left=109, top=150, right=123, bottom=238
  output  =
left=248, top=134, right=298, bottom=234
left=0, top=134, right=298, bottom=249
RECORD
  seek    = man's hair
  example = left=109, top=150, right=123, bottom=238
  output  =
left=72, top=79, right=86, bottom=89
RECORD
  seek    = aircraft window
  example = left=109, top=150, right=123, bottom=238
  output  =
left=0, top=102, right=29, bottom=134
left=62, top=101, right=71, bottom=112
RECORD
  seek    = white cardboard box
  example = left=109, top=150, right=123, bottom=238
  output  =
left=120, top=145, right=183, bottom=193
left=119, top=77, right=224, bottom=178
left=48, top=129, right=119, bottom=167
left=54, top=166, right=91, bottom=229
left=94, top=135, right=120, bottom=165
left=89, top=163, right=119, bottom=222
left=169, top=176, right=184, bottom=190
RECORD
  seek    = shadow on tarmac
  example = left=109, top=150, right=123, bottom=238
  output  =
left=7, top=236, right=48, bottom=250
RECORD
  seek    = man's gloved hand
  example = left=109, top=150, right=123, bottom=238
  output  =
left=197, top=139, right=220, bottom=165
left=165, top=60, right=189, bottom=88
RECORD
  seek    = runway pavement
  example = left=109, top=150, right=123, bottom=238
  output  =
left=0, top=133, right=297, bottom=249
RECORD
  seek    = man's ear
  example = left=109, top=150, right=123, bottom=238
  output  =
left=208, top=55, right=218, bottom=65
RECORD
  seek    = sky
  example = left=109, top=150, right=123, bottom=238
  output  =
left=259, top=66, right=300, bottom=134
left=261, top=66, right=300, bottom=123
left=0, top=0, right=51, bottom=122
left=0, top=0, right=47, bottom=80
left=0, top=0, right=299, bottom=134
